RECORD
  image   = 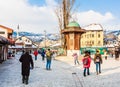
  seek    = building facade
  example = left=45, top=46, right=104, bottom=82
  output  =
left=9, top=36, right=37, bottom=53
left=80, top=23, right=104, bottom=54
left=0, top=25, right=14, bottom=63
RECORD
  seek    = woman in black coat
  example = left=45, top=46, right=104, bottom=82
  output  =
left=19, top=51, right=34, bottom=85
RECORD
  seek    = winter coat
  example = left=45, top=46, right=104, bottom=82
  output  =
left=72, top=53, right=78, bottom=59
left=46, top=50, right=52, bottom=60
left=34, top=51, right=38, bottom=56
left=41, top=51, right=45, bottom=57
left=19, top=52, right=34, bottom=76
left=94, top=53, right=102, bottom=64
left=82, top=56, right=91, bottom=68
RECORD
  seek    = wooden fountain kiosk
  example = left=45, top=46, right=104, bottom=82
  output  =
left=61, top=21, right=86, bottom=56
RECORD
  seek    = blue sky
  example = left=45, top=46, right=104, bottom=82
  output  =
left=79, top=0, right=120, bottom=17
left=28, top=0, right=120, bottom=21
left=0, top=0, right=119, bottom=33
left=28, top=0, right=119, bottom=14
left=29, top=0, right=46, bottom=6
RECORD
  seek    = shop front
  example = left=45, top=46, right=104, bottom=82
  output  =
left=0, top=35, right=11, bottom=63
left=80, top=47, right=108, bottom=55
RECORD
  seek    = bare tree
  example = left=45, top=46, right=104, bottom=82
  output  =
left=55, top=0, right=78, bottom=55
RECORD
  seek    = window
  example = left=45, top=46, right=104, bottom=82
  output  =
left=98, top=41, right=101, bottom=44
left=98, top=34, right=100, bottom=38
left=92, top=34, right=94, bottom=37
left=0, top=32, right=5, bottom=34
left=92, top=41, right=94, bottom=45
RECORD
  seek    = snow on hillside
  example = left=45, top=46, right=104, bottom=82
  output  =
left=12, top=31, right=60, bottom=42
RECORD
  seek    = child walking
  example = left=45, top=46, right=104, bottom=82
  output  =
left=72, top=53, right=80, bottom=65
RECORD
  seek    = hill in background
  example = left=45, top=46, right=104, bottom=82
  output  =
left=12, top=30, right=120, bottom=42
left=12, top=31, right=60, bottom=42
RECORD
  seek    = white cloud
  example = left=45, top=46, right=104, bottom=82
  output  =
left=71, top=10, right=118, bottom=31
left=0, top=0, right=118, bottom=34
left=0, top=0, right=58, bottom=33
left=75, top=10, right=115, bottom=25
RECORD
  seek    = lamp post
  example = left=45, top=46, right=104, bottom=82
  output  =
left=44, top=30, right=46, bottom=48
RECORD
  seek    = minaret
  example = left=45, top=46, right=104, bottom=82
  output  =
left=17, top=24, right=19, bottom=38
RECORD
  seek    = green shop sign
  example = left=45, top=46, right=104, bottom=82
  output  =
left=80, top=47, right=108, bottom=55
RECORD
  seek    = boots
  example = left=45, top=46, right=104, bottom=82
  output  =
left=83, top=72, right=86, bottom=77
left=22, top=76, right=25, bottom=83
left=25, top=76, right=29, bottom=85
left=87, top=72, right=90, bottom=75
left=22, top=76, right=29, bottom=85
left=96, top=71, right=99, bottom=75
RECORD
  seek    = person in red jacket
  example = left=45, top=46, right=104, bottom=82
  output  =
left=82, top=51, right=91, bottom=77
left=33, top=50, right=38, bottom=60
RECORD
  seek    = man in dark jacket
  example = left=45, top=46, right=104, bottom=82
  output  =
left=19, top=51, right=34, bottom=85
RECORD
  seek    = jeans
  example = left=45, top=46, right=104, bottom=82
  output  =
left=46, top=59, right=51, bottom=70
left=96, top=62, right=101, bottom=73
left=74, top=58, right=79, bottom=65
left=42, top=55, right=45, bottom=61
left=35, top=56, right=37, bottom=60
left=83, top=68, right=90, bottom=76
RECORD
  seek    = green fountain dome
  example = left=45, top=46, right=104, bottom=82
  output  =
left=67, top=21, right=80, bottom=27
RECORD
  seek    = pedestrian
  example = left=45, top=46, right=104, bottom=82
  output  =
left=41, top=49, right=45, bottom=61
left=46, top=49, right=53, bottom=70
left=22, top=50, right=25, bottom=55
left=52, top=51, right=56, bottom=60
left=85, top=50, right=92, bottom=60
left=33, top=50, right=38, bottom=60
left=82, top=52, right=91, bottom=77
left=94, top=50, right=102, bottom=75
left=111, top=51, right=114, bottom=58
left=104, top=50, right=107, bottom=60
left=19, top=50, right=34, bottom=85
left=72, top=53, right=80, bottom=65
left=115, top=47, right=119, bottom=60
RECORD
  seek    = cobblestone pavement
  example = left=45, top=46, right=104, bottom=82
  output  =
left=0, top=54, right=120, bottom=87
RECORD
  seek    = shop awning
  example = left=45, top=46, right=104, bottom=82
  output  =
left=0, top=35, right=9, bottom=45
left=0, top=35, right=15, bottom=45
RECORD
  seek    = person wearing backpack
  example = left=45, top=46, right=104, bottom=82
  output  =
left=46, top=49, right=53, bottom=70
left=94, top=50, right=102, bottom=75
left=82, top=52, right=91, bottom=77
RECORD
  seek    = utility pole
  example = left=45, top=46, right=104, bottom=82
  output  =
left=44, top=30, right=46, bottom=48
